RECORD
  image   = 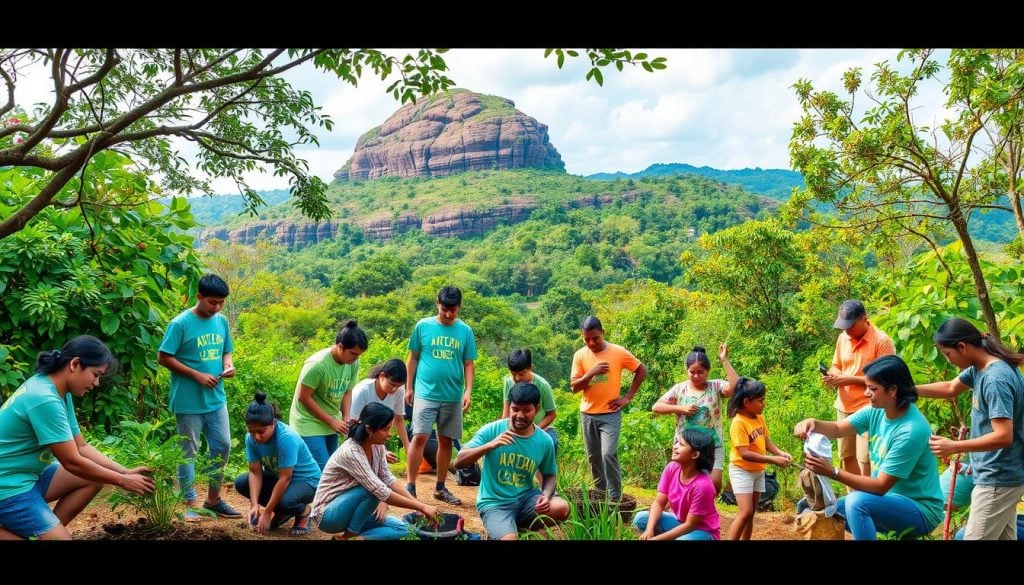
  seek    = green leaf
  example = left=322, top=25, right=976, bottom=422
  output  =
left=100, top=314, right=120, bottom=336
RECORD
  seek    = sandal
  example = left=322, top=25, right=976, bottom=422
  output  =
left=289, top=505, right=312, bottom=536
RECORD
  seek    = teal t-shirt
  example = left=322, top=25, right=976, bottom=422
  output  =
left=244, top=421, right=322, bottom=490
left=158, top=308, right=234, bottom=414
left=288, top=347, right=360, bottom=437
left=0, top=374, right=81, bottom=500
left=407, top=317, right=477, bottom=403
left=464, top=419, right=556, bottom=512
left=501, top=373, right=556, bottom=425
left=848, top=403, right=944, bottom=528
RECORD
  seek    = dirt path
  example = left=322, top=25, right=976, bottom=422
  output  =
left=74, top=472, right=809, bottom=540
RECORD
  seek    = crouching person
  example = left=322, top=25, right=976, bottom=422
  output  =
left=311, top=403, right=438, bottom=540
left=454, top=382, right=569, bottom=540
left=235, top=392, right=321, bottom=536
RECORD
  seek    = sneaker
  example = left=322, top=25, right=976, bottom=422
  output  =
left=433, top=486, right=462, bottom=506
left=406, top=483, right=417, bottom=499
left=203, top=499, right=243, bottom=519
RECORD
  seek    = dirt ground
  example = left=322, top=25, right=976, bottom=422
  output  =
left=72, top=471, right=810, bottom=540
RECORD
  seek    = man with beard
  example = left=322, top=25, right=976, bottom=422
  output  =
left=453, top=382, right=568, bottom=540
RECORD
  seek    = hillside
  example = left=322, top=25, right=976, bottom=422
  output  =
left=587, top=163, right=804, bottom=200
left=199, top=170, right=777, bottom=247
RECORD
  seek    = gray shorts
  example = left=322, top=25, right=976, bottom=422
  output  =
left=411, top=397, right=463, bottom=439
left=480, top=488, right=542, bottom=539
left=713, top=444, right=725, bottom=471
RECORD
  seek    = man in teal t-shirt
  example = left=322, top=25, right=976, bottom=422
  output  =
left=157, top=273, right=240, bottom=520
left=501, top=348, right=558, bottom=452
left=454, top=382, right=569, bottom=540
left=405, top=285, right=477, bottom=505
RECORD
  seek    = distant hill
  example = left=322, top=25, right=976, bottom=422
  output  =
left=587, top=163, right=804, bottom=200
left=169, top=189, right=292, bottom=225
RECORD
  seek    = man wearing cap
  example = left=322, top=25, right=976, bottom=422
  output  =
left=824, top=300, right=895, bottom=477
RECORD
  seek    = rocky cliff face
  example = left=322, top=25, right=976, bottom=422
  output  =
left=334, top=90, right=564, bottom=181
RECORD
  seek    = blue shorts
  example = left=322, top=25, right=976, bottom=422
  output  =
left=0, top=463, right=61, bottom=538
left=479, top=488, right=543, bottom=539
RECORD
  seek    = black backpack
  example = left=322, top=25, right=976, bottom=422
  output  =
left=720, top=471, right=779, bottom=511
left=455, top=462, right=481, bottom=486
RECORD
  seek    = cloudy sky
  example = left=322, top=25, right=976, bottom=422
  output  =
left=13, top=49, right=949, bottom=193
left=252, top=48, right=939, bottom=193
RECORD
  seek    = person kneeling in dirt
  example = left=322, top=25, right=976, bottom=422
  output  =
left=311, top=403, right=438, bottom=539
left=454, top=382, right=569, bottom=540
left=235, top=392, right=321, bottom=536
left=0, top=336, right=155, bottom=540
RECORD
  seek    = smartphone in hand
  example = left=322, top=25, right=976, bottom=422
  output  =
left=818, top=363, right=829, bottom=376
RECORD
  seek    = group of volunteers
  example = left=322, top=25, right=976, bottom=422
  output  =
left=0, top=272, right=1021, bottom=541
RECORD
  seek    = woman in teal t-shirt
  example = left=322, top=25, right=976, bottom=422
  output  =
left=794, top=355, right=943, bottom=540
left=0, top=336, right=155, bottom=539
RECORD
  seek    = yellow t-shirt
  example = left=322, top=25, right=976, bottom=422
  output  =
left=571, top=342, right=642, bottom=414
left=729, top=413, right=768, bottom=472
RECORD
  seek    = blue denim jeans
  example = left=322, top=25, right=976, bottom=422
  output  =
left=836, top=491, right=936, bottom=540
left=632, top=510, right=716, bottom=540
left=0, top=463, right=60, bottom=538
left=234, top=472, right=316, bottom=517
left=176, top=407, right=231, bottom=502
left=317, top=485, right=409, bottom=540
left=302, top=434, right=339, bottom=472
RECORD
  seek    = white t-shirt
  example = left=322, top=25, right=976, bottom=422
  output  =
left=349, top=377, right=406, bottom=420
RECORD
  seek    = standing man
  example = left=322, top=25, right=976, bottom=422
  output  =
left=158, top=274, right=241, bottom=521
left=501, top=348, right=558, bottom=452
left=454, top=382, right=569, bottom=540
left=404, top=285, right=477, bottom=505
left=824, top=299, right=895, bottom=477
left=570, top=315, right=647, bottom=501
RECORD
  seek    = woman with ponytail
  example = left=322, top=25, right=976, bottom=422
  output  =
left=0, top=336, right=155, bottom=539
left=311, top=402, right=438, bottom=539
left=234, top=392, right=321, bottom=536
left=289, top=319, right=368, bottom=470
left=916, top=317, right=1024, bottom=540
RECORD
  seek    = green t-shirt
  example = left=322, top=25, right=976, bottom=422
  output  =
left=288, top=347, right=360, bottom=437
left=848, top=403, right=944, bottom=528
left=464, top=419, right=556, bottom=512
left=158, top=308, right=234, bottom=414
left=407, top=317, right=477, bottom=403
left=0, top=374, right=80, bottom=500
left=501, top=373, right=556, bottom=425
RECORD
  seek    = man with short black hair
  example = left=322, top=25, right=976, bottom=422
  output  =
left=405, top=285, right=477, bottom=505
left=824, top=299, right=895, bottom=477
left=455, top=382, right=569, bottom=540
left=158, top=273, right=241, bottom=521
left=501, top=349, right=558, bottom=452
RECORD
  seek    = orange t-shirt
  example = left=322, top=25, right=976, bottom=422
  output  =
left=729, top=413, right=768, bottom=472
left=832, top=324, right=895, bottom=412
left=571, top=342, right=642, bottom=414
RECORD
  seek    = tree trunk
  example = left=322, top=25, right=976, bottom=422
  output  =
left=950, top=208, right=1000, bottom=337
left=1011, top=192, right=1024, bottom=240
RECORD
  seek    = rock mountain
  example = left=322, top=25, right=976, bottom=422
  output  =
left=334, top=90, right=564, bottom=180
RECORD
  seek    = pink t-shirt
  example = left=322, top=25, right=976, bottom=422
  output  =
left=657, top=462, right=720, bottom=539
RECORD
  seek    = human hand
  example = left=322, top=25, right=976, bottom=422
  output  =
left=588, top=362, right=610, bottom=377
left=386, top=450, right=399, bottom=464
left=462, top=391, right=472, bottom=414
left=490, top=430, right=517, bottom=449
left=678, top=404, right=698, bottom=417
left=405, top=389, right=415, bottom=407
left=374, top=501, right=388, bottom=523
left=793, top=418, right=816, bottom=439
left=608, top=396, right=631, bottom=411
left=803, top=452, right=833, bottom=476
left=929, top=435, right=958, bottom=458
left=638, top=529, right=655, bottom=541
left=534, top=494, right=551, bottom=514
left=220, top=365, right=236, bottom=379
left=195, top=372, right=219, bottom=388
left=718, top=342, right=729, bottom=362
left=120, top=471, right=155, bottom=495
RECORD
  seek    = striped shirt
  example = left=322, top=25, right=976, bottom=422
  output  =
left=310, top=439, right=395, bottom=522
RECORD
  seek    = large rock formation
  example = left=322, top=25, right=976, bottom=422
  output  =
left=334, top=90, right=564, bottom=180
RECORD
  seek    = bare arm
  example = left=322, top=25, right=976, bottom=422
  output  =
left=296, top=384, right=346, bottom=434
left=49, top=441, right=153, bottom=495
left=609, top=363, right=647, bottom=411
left=793, top=418, right=856, bottom=440
left=462, top=360, right=474, bottom=413
left=537, top=410, right=556, bottom=430
left=263, top=466, right=293, bottom=521
left=221, top=351, right=235, bottom=378
left=931, top=418, right=1014, bottom=457
left=765, top=437, right=792, bottom=463
left=500, top=401, right=510, bottom=420
left=916, top=378, right=970, bottom=400
left=737, top=445, right=789, bottom=467
left=638, top=492, right=669, bottom=540
left=453, top=430, right=515, bottom=469
left=341, top=387, right=353, bottom=421
left=387, top=481, right=439, bottom=517
left=405, top=352, right=419, bottom=407
left=76, top=435, right=128, bottom=473
left=158, top=351, right=217, bottom=388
